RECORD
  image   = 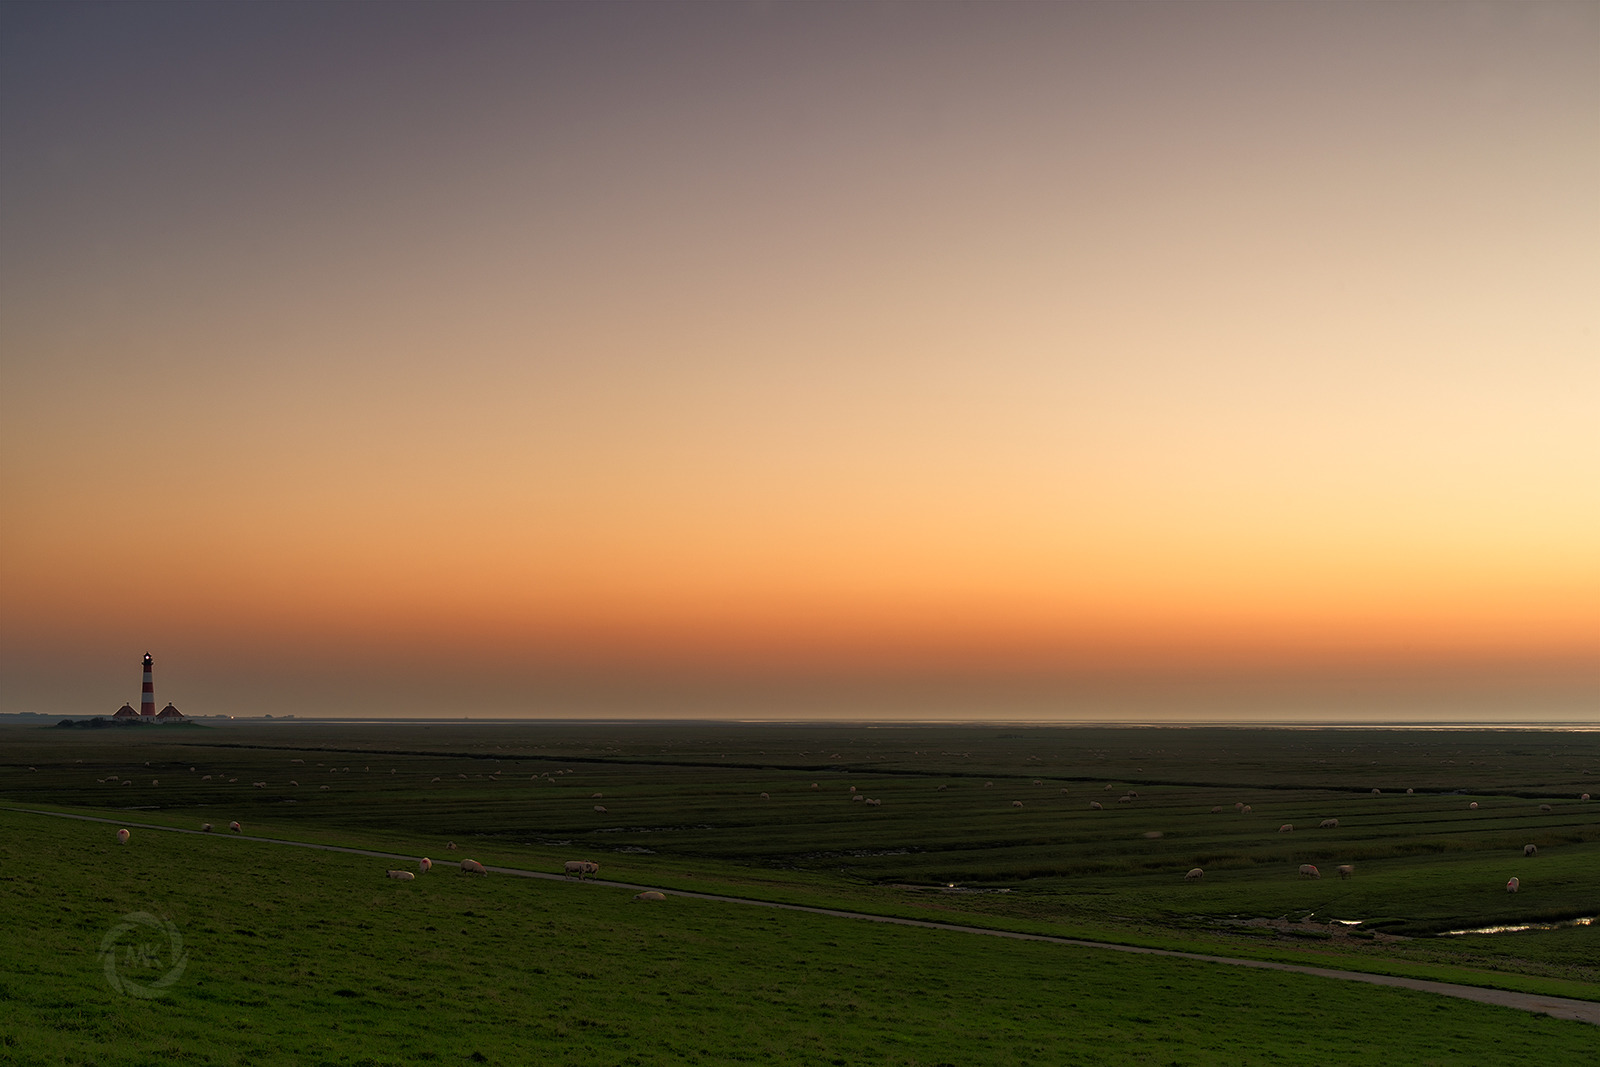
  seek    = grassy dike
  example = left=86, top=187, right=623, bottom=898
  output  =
left=3, top=807, right=1596, bottom=1067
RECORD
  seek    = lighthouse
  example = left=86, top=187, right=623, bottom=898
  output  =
left=140, top=653, right=155, bottom=717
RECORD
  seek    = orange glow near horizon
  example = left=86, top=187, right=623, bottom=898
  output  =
left=1, top=3, right=1596, bottom=718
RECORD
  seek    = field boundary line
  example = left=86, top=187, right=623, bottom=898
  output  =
left=10, top=805, right=1597, bottom=1026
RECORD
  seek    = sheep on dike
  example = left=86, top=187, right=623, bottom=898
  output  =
left=1184, top=868, right=1203, bottom=882
left=1298, top=864, right=1320, bottom=879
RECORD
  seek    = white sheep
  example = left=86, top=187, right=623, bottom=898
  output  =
left=593, top=804, right=607, bottom=813
left=200, top=823, right=212, bottom=832
left=810, top=783, right=818, bottom=789
left=851, top=794, right=864, bottom=802
left=460, top=859, right=487, bottom=874
left=1336, top=865, right=1354, bottom=879
left=1319, top=819, right=1339, bottom=829
left=592, top=793, right=603, bottom=799
left=1539, top=804, right=1552, bottom=813
left=1371, top=788, right=1381, bottom=795
left=1406, top=788, right=1414, bottom=795
left=229, top=821, right=241, bottom=833
left=1582, top=794, right=1590, bottom=801
left=1299, top=864, right=1320, bottom=879
left=1185, top=868, right=1203, bottom=882
left=1012, top=800, right=1024, bottom=808
left=116, top=828, right=130, bottom=844
left=760, top=792, right=769, bottom=799
left=446, top=842, right=458, bottom=850
left=1241, top=805, right=1252, bottom=815
left=419, top=857, right=432, bottom=872
left=1211, top=806, right=1224, bottom=813
left=634, top=890, right=665, bottom=901
left=289, top=780, right=298, bottom=787
left=1279, top=824, right=1294, bottom=833
left=1469, top=802, right=1479, bottom=809
left=386, top=870, right=415, bottom=881
left=1090, top=801, right=1103, bottom=810
left=865, top=798, right=881, bottom=806
left=1506, top=876, right=1519, bottom=893
left=1523, top=844, right=1537, bottom=856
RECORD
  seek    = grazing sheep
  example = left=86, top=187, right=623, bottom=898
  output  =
left=386, top=870, right=415, bottom=881
left=1371, top=788, right=1381, bottom=795
left=1336, top=865, right=1354, bottom=879
left=1234, top=802, right=1245, bottom=811
left=851, top=794, right=864, bottom=802
left=447, top=842, right=458, bottom=850
left=460, top=859, right=487, bottom=875
left=986, top=782, right=993, bottom=788
left=1241, top=805, right=1252, bottom=815
left=1118, top=795, right=1132, bottom=804
left=289, top=781, right=298, bottom=787
left=592, top=793, right=603, bottom=798
left=1211, top=806, right=1224, bottom=813
left=116, top=828, right=130, bottom=844
left=1469, top=802, right=1479, bottom=809
left=1033, top=780, right=1043, bottom=786
left=201, top=823, right=212, bottom=832
left=594, top=804, right=607, bottom=813
left=810, top=783, right=818, bottom=789
left=1279, top=824, right=1294, bottom=833
left=1090, top=801, right=1103, bottom=810
left=1012, top=800, right=1024, bottom=808
left=760, top=792, right=769, bottom=799
left=849, top=786, right=856, bottom=793
left=1062, top=788, right=1071, bottom=795
left=1299, top=864, right=1320, bottom=879
left=582, top=860, right=599, bottom=876
left=202, top=775, right=212, bottom=781
left=1524, top=844, right=1537, bottom=857
left=1582, top=794, right=1590, bottom=801
left=1539, top=804, right=1552, bottom=813
left=865, top=798, right=881, bottom=806
left=1319, top=819, right=1339, bottom=829
left=320, top=785, right=330, bottom=790
left=634, top=891, right=666, bottom=901
left=1506, top=876, right=1519, bottom=893
left=1185, top=868, right=1203, bottom=882
left=419, top=857, right=432, bottom=872
left=564, top=860, right=589, bottom=878
left=229, top=821, right=241, bottom=833
left=431, top=777, right=441, bottom=783
left=1406, top=788, right=1414, bottom=795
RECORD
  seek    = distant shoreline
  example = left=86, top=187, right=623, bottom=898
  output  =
left=2, top=713, right=1595, bottom=731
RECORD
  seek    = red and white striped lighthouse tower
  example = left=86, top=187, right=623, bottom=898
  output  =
left=140, top=652, right=155, bottom=717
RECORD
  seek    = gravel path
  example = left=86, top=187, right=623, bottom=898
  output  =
left=16, top=806, right=1598, bottom=1026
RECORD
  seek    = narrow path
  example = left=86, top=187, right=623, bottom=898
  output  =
left=14, top=806, right=1598, bottom=1026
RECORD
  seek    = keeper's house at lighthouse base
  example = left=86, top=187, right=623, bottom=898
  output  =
left=110, top=702, right=186, bottom=722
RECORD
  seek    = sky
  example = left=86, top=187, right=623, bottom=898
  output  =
left=1, top=2, right=1596, bottom=721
